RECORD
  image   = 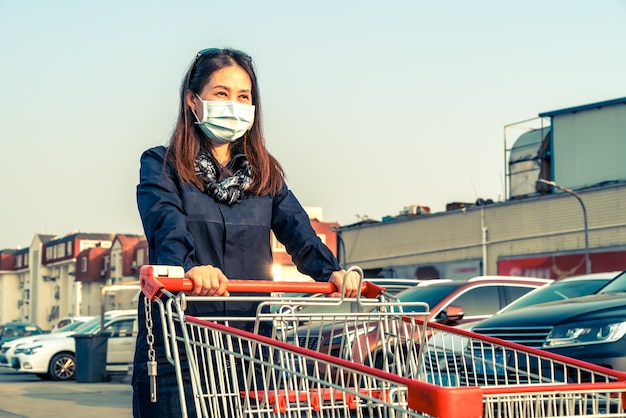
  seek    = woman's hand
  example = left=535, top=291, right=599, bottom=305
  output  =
left=329, top=269, right=360, bottom=298
left=184, top=265, right=230, bottom=296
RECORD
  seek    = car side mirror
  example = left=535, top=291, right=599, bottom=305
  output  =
left=441, top=304, right=465, bottom=324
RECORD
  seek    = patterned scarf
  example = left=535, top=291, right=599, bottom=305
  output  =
left=194, top=150, right=252, bottom=205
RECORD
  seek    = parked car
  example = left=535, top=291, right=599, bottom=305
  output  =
left=0, top=317, right=94, bottom=368
left=0, top=321, right=44, bottom=345
left=11, top=310, right=137, bottom=380
left=472, top=270, right=626, bottom=371
left=286, top=275, right=551, bottom=369
left=393, top=275, right=553, bottom=325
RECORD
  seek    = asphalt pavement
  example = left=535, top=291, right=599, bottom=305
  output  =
left=0, top=370, right=132, bottom=418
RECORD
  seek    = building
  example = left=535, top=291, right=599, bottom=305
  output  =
left=271, top=207, right=340, bottom=282
left=75, top=234, right=148, bottom=316
left=338, top=183, right=626, bottom=279
left=0, top=233, right=145, bottom=329
left=338, top=97, right=626, bottom=280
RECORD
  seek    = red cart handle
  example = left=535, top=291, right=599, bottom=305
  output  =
left=139, top=264, right=385, bottom=301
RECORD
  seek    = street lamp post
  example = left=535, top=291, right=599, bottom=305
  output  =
left=537, top=179, right=591, bottom=274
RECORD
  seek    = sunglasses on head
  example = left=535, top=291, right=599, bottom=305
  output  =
left=187, top=48, right=253, bottom=91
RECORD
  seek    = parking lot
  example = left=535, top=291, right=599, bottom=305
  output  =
left=0, top=368, right=131, bottom=417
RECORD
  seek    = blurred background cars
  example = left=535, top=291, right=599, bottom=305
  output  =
left=11, top=310, right=137, bottom=380
left=0, top=317, right=94, bottom=369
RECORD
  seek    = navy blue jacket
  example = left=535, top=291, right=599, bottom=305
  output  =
left=132, top=146, right=340, bottom=384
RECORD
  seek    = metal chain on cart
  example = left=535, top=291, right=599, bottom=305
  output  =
left=144, top=295, right=158, bottom=403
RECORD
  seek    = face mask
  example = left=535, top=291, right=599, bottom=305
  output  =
left=193, top=96, right=255, bottom=144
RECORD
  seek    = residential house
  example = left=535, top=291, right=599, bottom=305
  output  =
left=75, top=234, right=147, bottom=316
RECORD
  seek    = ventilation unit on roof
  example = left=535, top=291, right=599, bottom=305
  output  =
left=508, top=127, right=551, bottom=199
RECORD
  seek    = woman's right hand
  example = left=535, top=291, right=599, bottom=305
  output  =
left=184, top=265, right=230, bottom=296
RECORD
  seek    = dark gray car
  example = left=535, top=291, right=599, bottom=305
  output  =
left=472, top=270, right=626, bottom=371
left=0, top=322, right=43, bottom=345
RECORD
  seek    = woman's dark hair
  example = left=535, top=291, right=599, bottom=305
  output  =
left=166, top=48, right=284, bottom=196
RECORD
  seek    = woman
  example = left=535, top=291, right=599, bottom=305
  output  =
left=132, top=47, right=359, bottom=416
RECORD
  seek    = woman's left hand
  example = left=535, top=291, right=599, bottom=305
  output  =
left=329, top=269, right=360, bottom=298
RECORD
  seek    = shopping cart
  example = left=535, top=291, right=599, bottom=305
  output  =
left=141, top=265, right=626, bottom=417
left=139, top=264, right=433, bottom=417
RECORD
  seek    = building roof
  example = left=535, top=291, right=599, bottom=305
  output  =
left=539, top=97, right=626, bottom=118
left=114, top=234, right=143, bottom=247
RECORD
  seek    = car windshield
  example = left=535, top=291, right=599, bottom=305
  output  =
left=51, top=320, right=88, bottom=333
left=597, top=270, right=626, bottom=294
left=395, top=283, right=462, bottom=312
left=1, top=323, right=40, bottom=338
left=71, top=317, right=103, bottom=334
left=501, top=278, right=611, bottom=312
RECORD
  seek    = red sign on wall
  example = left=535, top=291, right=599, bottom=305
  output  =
left=497, top=250, right=626, bottom=280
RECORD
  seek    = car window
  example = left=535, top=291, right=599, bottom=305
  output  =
left=70, top=313, right=133, bottom=334
left=105, top=318, right=136, bottom=338
left=560, top=280, right=610, bottom=297
left=504, top=279, right=610, bottom=312
left=597, top=271, right=626, bottom=294
left=51, top=320, right=86, bottom=333
left=397, top=284, right=461, bottom=312
left=56, top=319, right=73, bottom=329
left=449, top=286, right=501, bottom=317
left=3, top=323, right=40, bottom=338
left=505, top=285, right=536, bottom=305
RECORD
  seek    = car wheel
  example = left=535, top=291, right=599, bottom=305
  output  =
left=49, top=353, right=76, bottom=381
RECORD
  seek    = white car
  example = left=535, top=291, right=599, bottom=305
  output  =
left=11, top=310, right=137, bottom=381
left=52, top=315, right=96, bottom=331
left=0, top=318, right=94, bottom=368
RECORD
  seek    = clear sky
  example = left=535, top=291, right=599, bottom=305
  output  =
left=1, top=0, right=625, bottom=250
